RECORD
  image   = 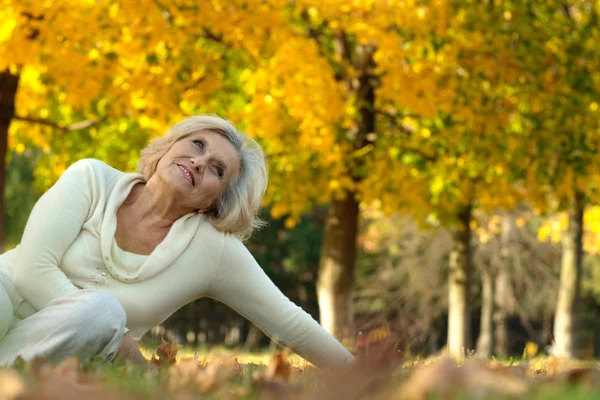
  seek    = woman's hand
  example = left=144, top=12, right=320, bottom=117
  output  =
left=115, top=332, right=149, bottom=365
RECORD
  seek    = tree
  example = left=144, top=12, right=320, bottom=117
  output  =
left=233, top=1, right=453, bottom=339
left=399, top=0, right=537, bottom=358
left=520, top=1, right=600, bottom=359
left=0, top=0, right=255, bottom=245
left=224, top=0, right=531, bottom=346
left=0, top=71, right=20, bottom=249
left=3, top=1, right=424, bottom=340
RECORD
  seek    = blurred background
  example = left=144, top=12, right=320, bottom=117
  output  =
left=1, top=0, right=600, bottom=360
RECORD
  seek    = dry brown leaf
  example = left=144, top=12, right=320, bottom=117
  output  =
left=398, top=358, right=461, bottom=399
left=157, top=338, right=184, bottom=363
left=168, top=356, right=204, bottom=391
left=256, top=378, right=304, bottom=400
left=354, top=328, right=399, bottom=359
left=168, top=356, right=239, bottom=394
left=0, top=369, right=24, bottom=400
left=20, top=377, right=121, bottom=400
left=399, top=358, right=529, bottom=400
left=51, top=356, right=81, bottom=380
left=308, top=335, right=404, bottom=400
left=538, top=367, right=600, bottom=389
left=488, top=360, right=530, bottom=379
left=20, top=356, right=117, bottom=400
left=544, top=356, right=567, bottom=375
left=231, top=357, right=242, bottom=372
left=151, top=338, right=183, bottom=367
left=462, top=360, right=530, bottom=398
left=266, top=350, right=294, bottom=383
left=195, top=359, right=234, bottom=393
left=168, top=355, right=245, bottom=394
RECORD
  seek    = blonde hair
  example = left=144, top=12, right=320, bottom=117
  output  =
left=137, top=115, right=268, bottom=239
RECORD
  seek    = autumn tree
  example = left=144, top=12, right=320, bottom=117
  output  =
left=7, top=0, right=596, bottom=357
left=520, top=1, right=600, bottom=359
left=234, top=0, right=464, bottom=339
left=389, top=0, right=541, bottom=357
left=3, top=0, right=421, bottom=340
left=0, top=0, right=249, bottom=245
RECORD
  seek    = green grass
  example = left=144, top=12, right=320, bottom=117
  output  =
left=3, top=349, right=600, bottom=399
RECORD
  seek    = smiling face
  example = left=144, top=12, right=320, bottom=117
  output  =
left=152, top=130, right=241, bottom=213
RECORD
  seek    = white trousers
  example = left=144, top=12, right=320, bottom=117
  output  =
left=0, top=270, right=126, bottom=367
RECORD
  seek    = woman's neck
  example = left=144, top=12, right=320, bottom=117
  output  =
left=124, top=182, right=194, bottom=228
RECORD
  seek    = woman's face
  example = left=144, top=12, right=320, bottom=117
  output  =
left=154, top=130, right=240, bottom=212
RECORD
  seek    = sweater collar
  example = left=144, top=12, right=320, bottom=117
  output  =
left=100, top=172, right=202, bottom=283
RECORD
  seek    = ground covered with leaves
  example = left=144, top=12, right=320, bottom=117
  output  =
left=1, top=339, right=600, bottom=400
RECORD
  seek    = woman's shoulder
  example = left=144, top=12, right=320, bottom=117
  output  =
left=66, top=158, right=121, bottom=174
left=194, top=221, right=247, bottom=253
left=63, top=158, right=126, bottom=183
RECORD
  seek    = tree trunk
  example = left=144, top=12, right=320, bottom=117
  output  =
left=476, top=262, right=495, bottom=358
left=0, top=70, right=20, bottom=252
left=317, top=194, right=359, bottom=340
left=553, top=191, right=585, bottom=359
left=447, top=203, right=473, bottom=359
left=494, top=214, right=513, bottom=357
left=316, top=35, right=375, bottom=341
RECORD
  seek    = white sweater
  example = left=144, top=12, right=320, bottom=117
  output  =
left=0, top=159, right=353, bottom=367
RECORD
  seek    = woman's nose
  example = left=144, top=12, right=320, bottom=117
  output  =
left=190, top=156, right=206, bottom=171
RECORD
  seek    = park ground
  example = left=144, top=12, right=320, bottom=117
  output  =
left=2, top=339, right=600, bottom=399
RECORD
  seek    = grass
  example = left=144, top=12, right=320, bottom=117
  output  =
left=2, top=344, right=600, bottom=399
left=140, top=344, right=309, bottom=367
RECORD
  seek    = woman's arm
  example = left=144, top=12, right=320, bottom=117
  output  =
left=12, top=159, right=97, bottom=311
left=207, top=236, right=355, bottom=368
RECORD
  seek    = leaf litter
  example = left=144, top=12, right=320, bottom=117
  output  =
left=1, top=333, right=600, bottom=400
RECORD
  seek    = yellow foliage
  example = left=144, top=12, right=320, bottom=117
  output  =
left=4, top=0, right=586, bottom=225
left=536, top=208, right=600, bottom=254
left=524, top=341, right=539, bottom=358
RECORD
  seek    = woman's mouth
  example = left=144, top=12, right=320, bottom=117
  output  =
left=177, top=164, right=195, bottom=186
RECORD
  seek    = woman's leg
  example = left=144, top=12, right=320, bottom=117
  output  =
left=0, top=270, right=17, bottom=340
left=0, top=289, right=126, bottom=367
left=0, top=283, right=13, bottom=340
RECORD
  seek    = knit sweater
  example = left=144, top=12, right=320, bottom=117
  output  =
left=0, top=159, right=353, bottom=367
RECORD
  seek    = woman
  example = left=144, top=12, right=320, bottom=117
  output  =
left=0, top=115, right=354, bottom=367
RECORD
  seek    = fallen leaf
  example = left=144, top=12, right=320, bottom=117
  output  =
left=488, top=360, right=529, bottom=379
left=309, top=335, right=404, bottom=400
left=19, top=357, right=119, bottom=400
left=544, top=356, right=567, bottom=375
left=399, top=358, right=529, bottom=399
left=151, top=338, right=183, bottom=367
left=19, top=377, right=121, bottom=400
left=168, top=356, right=203, bottom=391
left=195, top=359, right=234, bottom=393
left=0, top=369, right=24, bottom=400
left=52, top=357, right=81, bottom=380
left=266, top=350, right=294, bottom=383
left=539, top=367, right=600, bottom=389
left=255, top=377, right=304, bottom=400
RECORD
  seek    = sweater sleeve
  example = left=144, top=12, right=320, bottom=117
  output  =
left=12, top=159, right=96, bottom=311
left=207, top=235, right=355, bottom=368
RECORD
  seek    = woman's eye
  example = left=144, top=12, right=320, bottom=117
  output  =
left=214, top=166, right=225, bottom=179
left=192, top=140, right=204, bottom=150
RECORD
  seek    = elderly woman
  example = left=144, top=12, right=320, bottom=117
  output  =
left=0, top=115, right=354, bottom=367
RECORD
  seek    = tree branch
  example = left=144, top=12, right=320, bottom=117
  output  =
left=13, top=115, right=109, bottom=131
left=376, top=110, right=438, bottom=162
left=294, top=12, right=347, bottom=86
